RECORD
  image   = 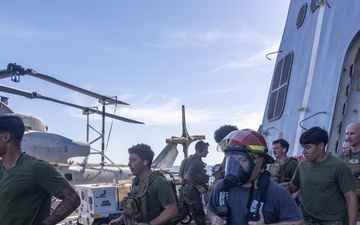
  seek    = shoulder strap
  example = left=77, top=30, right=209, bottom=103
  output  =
left=179, top=155, right=196, bottom=179
left=282, top=157, right=296, bottom=170
left=132, top=176, right=139, bottom=188
left=247, top=170, right=270, bottom=222
left=277, top=157, right=295, bottom=175
left=141, top=170, right=179, bottom=222
left=132, top=171, right=162, bottom=198
left=344, top=148, right=351, bottom=162
left=150, top=170, right=178, bottom=200
left=288, top=156, right=297, bottom=162
left=184, top=155, right=195, bottom=172
left=155, top=169, right=176, bottom=183
left=148, top=170, right=168, bottom=186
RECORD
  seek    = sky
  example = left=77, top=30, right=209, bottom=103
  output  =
left=0, top=1, right=291, bottom=166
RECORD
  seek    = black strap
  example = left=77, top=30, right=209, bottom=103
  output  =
left=215, top=171, right=271, bottom=222
left=247, top=171, right=270, bottom=222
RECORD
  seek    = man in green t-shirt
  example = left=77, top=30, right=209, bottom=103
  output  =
left=109, top=143, right=178, bottom=225
left=0, top=115, right=80, bottom=225
left=269, top=139, right=301, bottom=204
left=291, top=127, right=358, bottom=225
left=269, top=138, right=298, bottom=183
left=338, top=122, right=360, bottom=223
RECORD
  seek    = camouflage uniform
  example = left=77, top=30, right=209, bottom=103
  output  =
left=337, top=149, right=360, bottom=222
left=174, top=155, right=208, bottom=225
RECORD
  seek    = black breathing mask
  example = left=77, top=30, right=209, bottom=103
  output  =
left=223, top=152, right=254, bottom=188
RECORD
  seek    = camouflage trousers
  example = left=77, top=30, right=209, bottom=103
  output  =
left=173, top=183, right=206, bottom=225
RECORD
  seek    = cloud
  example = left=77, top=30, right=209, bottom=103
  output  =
left=232, top=111, right=264, bottom=131
left=163, top=28, right=228, bottom=47
left=184, top=83, right=241, bottom=97
left=145, top=27, right=253, bottom=48
left=233, top=27, right=274, bottom=44
left=114, top=98, right=261, bottom=127
left=210, top=41, right=280, bottom=74
left=146, top=24, right=280, bottom=49
left=64, top=91, right=260, bottom=128
left=64, top=94, right=182, bottom=125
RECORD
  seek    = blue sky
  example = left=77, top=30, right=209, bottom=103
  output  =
left=0, top=1, right=290, bottom=166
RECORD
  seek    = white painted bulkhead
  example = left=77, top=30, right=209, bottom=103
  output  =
left=260, top=0, right=360, bottom=157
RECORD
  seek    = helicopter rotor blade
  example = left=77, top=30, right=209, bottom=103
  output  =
left=27, top=70, right=128, bottom=105
left=0, top=84, right=34, bottom=98
left=0, top=68, right=12, bottom=79
left=5, top=63, right=129, bottom=105
left=0, top=84, right=144, bottom=124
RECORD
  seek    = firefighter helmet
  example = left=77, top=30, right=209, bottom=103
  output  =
left=217, top=129, right=274, bottom=164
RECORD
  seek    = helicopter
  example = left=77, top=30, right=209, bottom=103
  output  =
left=0, top=63, right=205, bottom=185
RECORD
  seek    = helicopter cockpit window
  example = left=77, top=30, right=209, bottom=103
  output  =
left=267, top=52, right=294, bottom=121
left=64, top=173, right=73, bottom=181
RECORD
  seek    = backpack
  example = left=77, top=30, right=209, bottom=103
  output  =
left=123, top=170, right=179, bottom=223
left=269, top=157, right=297, bottom=183
left=343, top=149, right=360, bottom=197
left=178, top=155, right=195, bottom=179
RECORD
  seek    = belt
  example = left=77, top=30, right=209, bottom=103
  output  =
left=181, top=182, right=200, bottom=191
left=303, top=214, right=340, bottom=224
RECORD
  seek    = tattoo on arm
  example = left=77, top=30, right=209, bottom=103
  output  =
left=42, top=184, right=80, bottom=225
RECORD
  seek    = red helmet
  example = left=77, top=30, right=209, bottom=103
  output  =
left=217, top=129, right=274, bottom=164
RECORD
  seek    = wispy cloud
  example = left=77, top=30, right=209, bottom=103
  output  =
left=210, top=41, right=280, bottom=74
left=114, top=97, right=261, bottom=127
left=146, top=28, right=223, bottom=48
left=147, top=24, right=278, bottom=49
left=64, top=92, right=259, bottom=128
left=184, top=83, right=241, bottom=97
left=164, top=28, right=228, bottom=47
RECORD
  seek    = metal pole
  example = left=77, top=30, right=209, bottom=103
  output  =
left=101, top=104, right=105, bottom=164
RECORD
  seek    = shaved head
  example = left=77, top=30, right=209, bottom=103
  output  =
left=347, top=122, right=360, bottom=129
left=346, top=123, right=360, bottom=149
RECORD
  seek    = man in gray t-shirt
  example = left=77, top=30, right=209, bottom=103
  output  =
left=206, top=129, right=304, bottom=225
